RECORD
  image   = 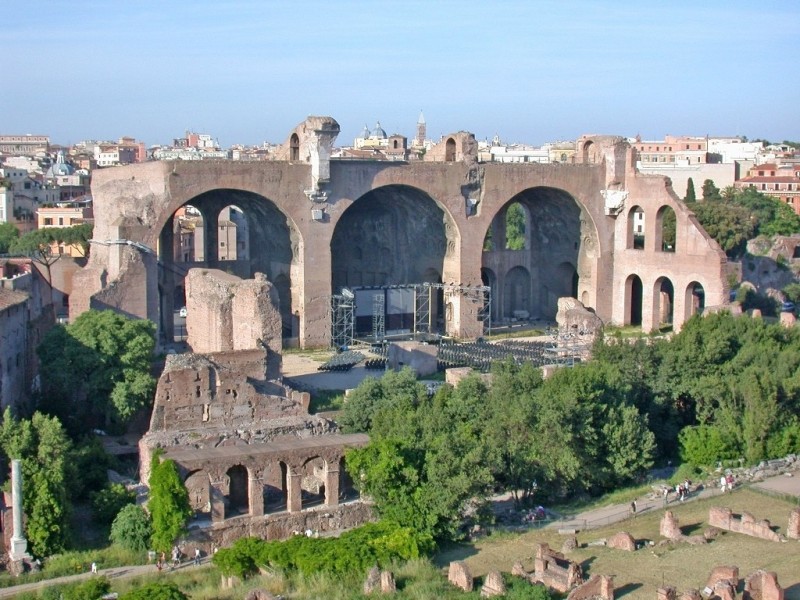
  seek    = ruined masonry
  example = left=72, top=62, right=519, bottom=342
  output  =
left=73, top=116, right=729, bottom=350
left=708, top=507, right=785, bottom=542
left=139, top=269, right=370, bottom=549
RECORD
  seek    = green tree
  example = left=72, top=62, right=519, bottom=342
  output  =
left=92, top=482, right=136, bottom=525
left=0, top=222, right=19, bottom=253
left=62, top=577, right=111, bottom=600
left=505, top=202, right=526, bottom=250
left=148, top=453, right=192, bottom=553
left=0, top=410, right=72, bottom=557
left=110, top=504, right=153, bottom=552
left=37, top=309, right=156, bottom=434
left=691, top=201, right=754, bottom=256
left=685, top=178, right=696, bottom=202
left=8, top=224, right=92, bottom=297
left=120, top=582, right=188, bottom=600
left=702, top=179, right=721, bottom=201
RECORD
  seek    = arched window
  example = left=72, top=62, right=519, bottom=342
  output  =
left=628, top=206, right=645, bottom=250
left=445, top=138, right=456, bottom=162
left=656, top=206, right=676, bottom=252
left=290, top=133, right=300, bottom=161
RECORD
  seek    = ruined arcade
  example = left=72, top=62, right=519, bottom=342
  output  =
left=72, top=116, right=728, bottom=348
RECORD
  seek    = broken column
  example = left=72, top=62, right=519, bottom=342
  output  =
left=9, top=459, right=30, bottom=561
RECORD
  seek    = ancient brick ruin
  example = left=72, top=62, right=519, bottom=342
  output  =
left=73, top=116, right=730, bottom=350
left=481, top=570, right=507, bottom=597
left=448, top=561, right=474, bottom=592
left=607, top=531, right=636, bottom=551
left=708, top=507, right=785, bottom=542
left=567, top=574, right=615, bottom=600
left=658, top=566, right=784, bottom=600
left=531, top=543, right=584, bottom=593
left=787, top=507, right=800, bottom=539
left=139, top=268, right=370, bottom=548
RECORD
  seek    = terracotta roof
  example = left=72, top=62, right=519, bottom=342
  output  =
left=0, top=287, right=29, bottom=311
left=738, top=176, right=800, bottom=183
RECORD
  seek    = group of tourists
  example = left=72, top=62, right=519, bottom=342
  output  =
left=154, top=546, right=203, bottom=571
left=720, top=473, right=736, bottom=493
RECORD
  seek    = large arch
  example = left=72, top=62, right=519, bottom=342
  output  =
left=481, top=187, right=588, bottom=321
left=157, top=188, right=301, bottom=343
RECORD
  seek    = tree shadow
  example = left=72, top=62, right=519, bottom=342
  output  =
left=432, top=542, right=478, bottom=567
left=784, top=583, right=800, bottom=600
left=580, top=556, right=596, bottom=576
left=617, top=582, right=644, bottom=598
left=679, top=521, right=704, bottom=536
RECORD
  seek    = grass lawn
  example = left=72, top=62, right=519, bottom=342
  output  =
left=435, top=488, right=800, bottom=600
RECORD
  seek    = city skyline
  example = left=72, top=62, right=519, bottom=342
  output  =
left=4, top=1, right=799, bottom=148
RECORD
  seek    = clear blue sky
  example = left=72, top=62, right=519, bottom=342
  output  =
left=4, top=1, right=799, bottom=148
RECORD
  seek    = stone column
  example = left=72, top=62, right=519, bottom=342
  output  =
left=287, top=471, right=302, bottom=513
left=325, top=465, right=340, bottom=507
left=210, top=483, right=226, bottom=523
left=248, top=474, right=264, bottom=517
left=9, top=460, right=30, bottom=561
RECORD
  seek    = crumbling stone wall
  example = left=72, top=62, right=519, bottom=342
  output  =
left=744, top=570, right=785, bottom=600
left=449, top=561, right=473, bottom=592
left=532, top=543, right=583, bottom=593
left=186, top=269, right=282, bottom=358
left=787, top=507, right=800, bottom=539
left=708, top=507, right=785, bottom=542
left=567, top=574, right=614, bottom=600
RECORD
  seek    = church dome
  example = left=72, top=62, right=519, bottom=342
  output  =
left=360, top=124, right=370, bottom=139
left=46, top=151, right=74, bottom=177
left=371, top=121, right=387, bottom=139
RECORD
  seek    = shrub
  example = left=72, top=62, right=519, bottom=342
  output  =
left=120, top=581, right=188, bottom=600
left=110, top=504, right=152, bottom=552
left=92, top=483, right=136, bottom=524
left=62, top=577, right=111, bottom=600
left=679, top=425, right=736, bottom=467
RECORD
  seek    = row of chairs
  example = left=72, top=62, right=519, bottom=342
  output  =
left=318, top=350, right=365, bottom=372
left=436, top=340, right=552, bottom=373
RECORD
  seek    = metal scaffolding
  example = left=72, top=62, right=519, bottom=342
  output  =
left=544, top=325, right=592, bottom=367
left=371, top=293, right=385, bottom=342
left=330, top=289, right=355, bottom=350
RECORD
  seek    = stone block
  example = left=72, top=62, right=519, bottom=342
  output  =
left=363, top=566, right=381, bottom=595
left=657, top=587, right=677, bottom=600
left=481, top=570, right=507, bottom=597
left=787, top=507, right=800, bottom=539
left=660, top=511, right=682, bottom=540
left=608, top=532, right=636, bottom=551
left=562, top=535, right=579, bottom=553
left=449, top=561, right=473, bottom=592
left=706, top=566, right=739, bottom=590
left=380, top=570, right=396, bottom=594
left=744, top=570, right=784, bottom=600
left=713, top=580, right=737, bottom=600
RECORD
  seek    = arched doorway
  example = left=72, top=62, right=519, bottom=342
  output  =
left=184, top=470, right=210, bottom=519
left=625, top=274, right=643, bottom=326
left=656, top=206, right=677, bottom=252
left=685, top=281, right=705, bottom=319
left=299, top=457, right=326, bottom=509
left=503, top=266, right=531, bottom=318
left=226, top=465, right=249, bottom=516
left=264, top=462, right=288, bottom=514
left=654, top=276, right=675, bottom=328
left=445, top=138, right=456, bottom=162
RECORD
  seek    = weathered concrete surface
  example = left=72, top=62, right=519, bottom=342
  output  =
left=73, top=117, right=728, bottom=348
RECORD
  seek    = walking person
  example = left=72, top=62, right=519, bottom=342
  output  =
left=91, top=562, right=97, bottom=574
left=630, top=500, right=637, bottom=517
left=194, top=547, right=201, bottom=566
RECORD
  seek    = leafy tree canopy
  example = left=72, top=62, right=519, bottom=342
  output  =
left=0, top=409, right=72, bottom=557
left=110, top=504, right=153, bottom=552
left=120, top=582, right=188, bottom=600
left=0, top=222, right=19, bottom=253
left=37, top=309, right=156, bottom=435
left=148, top=452, right=192, bottom=553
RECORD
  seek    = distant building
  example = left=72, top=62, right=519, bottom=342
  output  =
left=354, top=121, right=389, bottom=149
left=45, top=151, right=90, bottom=201
left=0, top=167, right=59, bottom=232
left=632, top=135, right=708, bottom=165
left=735, top=162, right=800, bottom=215
left=0, top=135, right=49, bottom=157
left=707, top=137, right=764, bottom=163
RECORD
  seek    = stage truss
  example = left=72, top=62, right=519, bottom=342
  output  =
left=330, top=282, right=491, bottom=348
